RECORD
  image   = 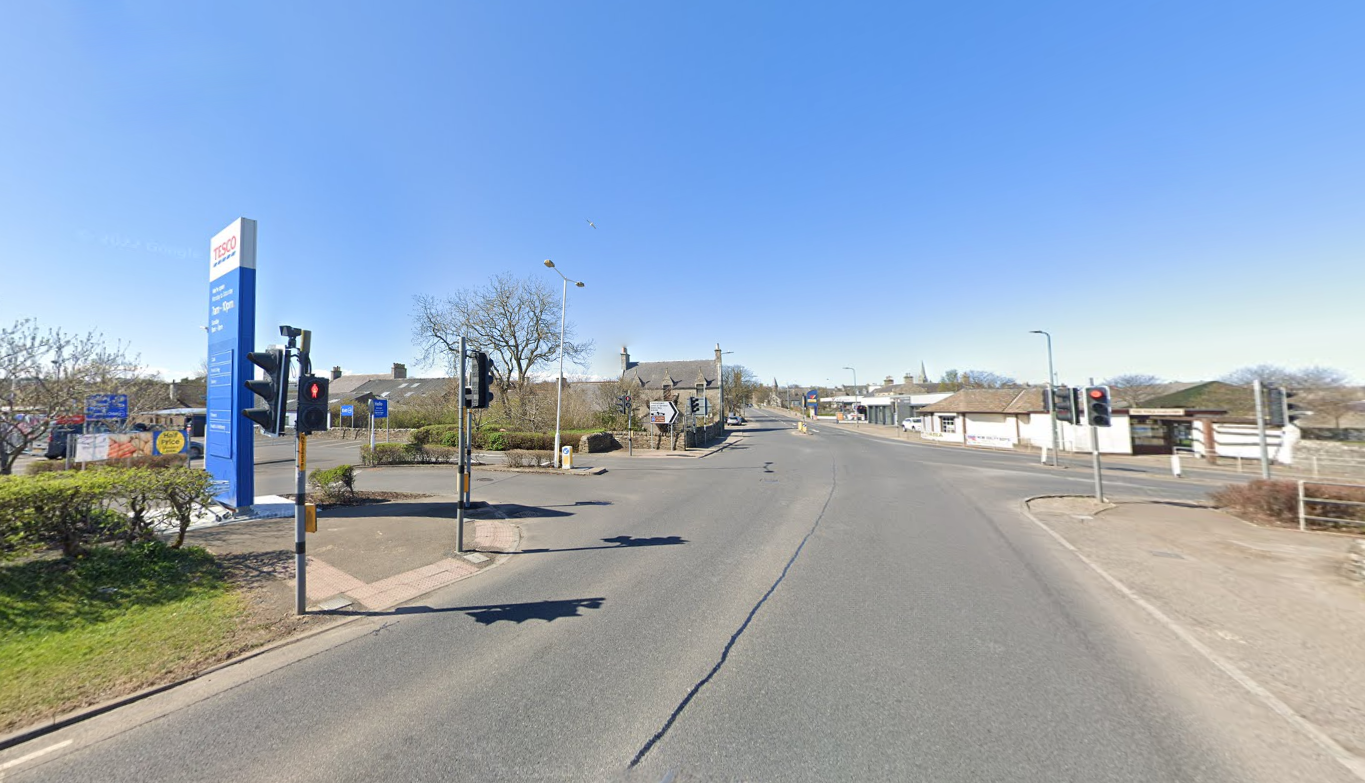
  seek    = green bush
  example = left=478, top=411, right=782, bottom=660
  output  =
left=156, top=468, right=217, bottom=549
left=0, top=471, right=118, bottom=558
left=0, top=468, right=217, bottom=559
left=485, top=432, right=509, bottom=451
left=309, top=465, right=357, bottom=504
left=361, top=444, right=407, bottom=466
left=410, top=424, right=461, bottom=446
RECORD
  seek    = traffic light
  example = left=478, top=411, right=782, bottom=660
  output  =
left=1271, top=388, right=1310, bottom=426
left=617, top=395, right=631, bottom=415
left=296, top=375, right=330, bottom=435
left=1051, top=386, right=1077, bottom=424
left=465, top=351, right=495, bottom=409
left=688, top=396, right=700, bottom=415
left=1084, top=385, right=1112, bottom=427
left=243, top=349, right=287, bottom=436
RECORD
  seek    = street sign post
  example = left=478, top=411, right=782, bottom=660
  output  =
left=649, top=401, right=678, bottom=425
left=85, top=394, right=129, bottom=421
left=340, top=404, right=354, bottom=416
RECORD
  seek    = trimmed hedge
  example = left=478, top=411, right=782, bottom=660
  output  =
left=360, top=444, right=458, bottom=466
left=26, top=454, right=188, bottom=475
left=408, top=426, right=602, bottom=452
left=504, top=450, right=554, bottom=468
left=0, top=467, right=217, bottom=559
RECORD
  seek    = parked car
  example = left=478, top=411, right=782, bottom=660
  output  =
left=726, top=415, right=743, bottom=426
left=902, top=417, right=925, bottom=432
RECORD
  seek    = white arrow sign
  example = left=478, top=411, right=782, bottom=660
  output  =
left=648, top=400, right=678, bottom=425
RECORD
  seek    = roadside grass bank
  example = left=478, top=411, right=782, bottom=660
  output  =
left=0, top=542, right=286, bottom=734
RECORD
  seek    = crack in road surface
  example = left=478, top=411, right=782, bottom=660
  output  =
left=629, top=459, right=837, bottom=768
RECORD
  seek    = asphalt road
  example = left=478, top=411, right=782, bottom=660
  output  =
left=6, top=411, right=1346, bottom=782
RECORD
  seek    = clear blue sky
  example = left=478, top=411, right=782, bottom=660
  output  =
left=2, top=1, right=1362, bottom=388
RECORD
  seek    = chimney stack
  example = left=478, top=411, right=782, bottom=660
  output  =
left=332, top=366, right=343, bottom=380
left=904, top=373, right=914, bottom=385
left=884, top=375, right=894, bottom=386
left=715, top=343, right=723, bottom=365
left=620, top=346, right=630, bottom=375
left=392, top=363, right=407, bottom=379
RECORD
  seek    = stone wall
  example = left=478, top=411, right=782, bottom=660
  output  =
left=578, top=432, right=618, bottom=453
left=315, top=426, right=417, bottom=442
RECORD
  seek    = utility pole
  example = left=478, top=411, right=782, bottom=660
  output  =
left=1253, top=379, right=1271, bottom=480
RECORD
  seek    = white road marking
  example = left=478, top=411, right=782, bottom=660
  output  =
left=1022, top=501, right=1365, bottom=780
left=0, top=740, right=73, bottom=772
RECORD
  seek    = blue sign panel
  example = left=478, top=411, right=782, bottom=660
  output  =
left=340, top=404, right=354, bottom=417
left=372, top=399, right=388, bottom=419
left=205, top=218, right=257, bottom=510
left=805, top=389, right=819, bottom=407
left=85, top=394, right=129, bottom=420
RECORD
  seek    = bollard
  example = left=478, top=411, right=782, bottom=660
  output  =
left=1040, top=445, right=1049, bottom=465
left=1171, top=453, right=1183, bottom=478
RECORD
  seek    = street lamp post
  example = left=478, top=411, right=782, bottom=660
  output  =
left=544, top=260, right=584, bottom=468
left=1030, top=330, right=1060, bottom=467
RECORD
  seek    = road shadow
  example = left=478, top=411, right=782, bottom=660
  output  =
left=493, top=503, right=576, bottom=519
left=326, top=597, right=606, bottom=624
left=321, top=500, right=459, bottom=520
left=520, top=534, right=688, bottom=554
left=216, top=550, right=293, bottom=585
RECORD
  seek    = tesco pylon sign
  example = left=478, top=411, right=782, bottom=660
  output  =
left=209, top=219, right=256, bottom=282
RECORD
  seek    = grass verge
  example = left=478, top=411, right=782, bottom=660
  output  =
left=0, top=542, right=250, bottom=734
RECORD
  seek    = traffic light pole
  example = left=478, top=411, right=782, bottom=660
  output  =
left=1253, top=379, right=1271, bottom=479
left=455, top=336, right=467, bottom=554
left=295, top=431, right=308, bottom=614
left=1089, top=378, right=1105, bottom=502
left=283, top=332, right=308, bottom=616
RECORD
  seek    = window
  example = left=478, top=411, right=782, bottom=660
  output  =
left=941, top=415, right=957, bottom=433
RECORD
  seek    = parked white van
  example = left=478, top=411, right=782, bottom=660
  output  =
left=902, top=417, right=924, bottom=432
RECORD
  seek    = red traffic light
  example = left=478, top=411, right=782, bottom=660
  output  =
left=1088, top=388, right=1105, bottom=399
left=307, top=382, right=321, bottom=400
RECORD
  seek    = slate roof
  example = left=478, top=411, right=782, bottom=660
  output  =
left=1137, top=381, right=1246, bottom=416
left=328, top=373, right=390, bottom=397
left=349, top=377, right=455, bottom=403
left=919, top=388, right=1036, bottom=414
left=622, top=359, right=718, bottom=390
left=1003, top=388, right=1048, bottom=414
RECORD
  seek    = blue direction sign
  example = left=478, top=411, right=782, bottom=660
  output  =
left=372, top=399, right=388, bottom=419
left=340, top=404, right=354, bottom=417
left=85, top=394, right=129, bottom=420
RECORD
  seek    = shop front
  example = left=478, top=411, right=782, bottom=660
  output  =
left=1127, top=408, right=1219, bottom=455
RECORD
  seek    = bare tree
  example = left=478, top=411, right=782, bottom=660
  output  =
left=0, top=319, right=141, bottom=474
left=1101, top=373, right=1167, bottom=408
left=721, top=365, right=762, bottom=414
left=1221, top=365, right=1359, bottom=429
left=411, top=274, right=594, bottom=405
left=960, top=370, right=1017, bottom=389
